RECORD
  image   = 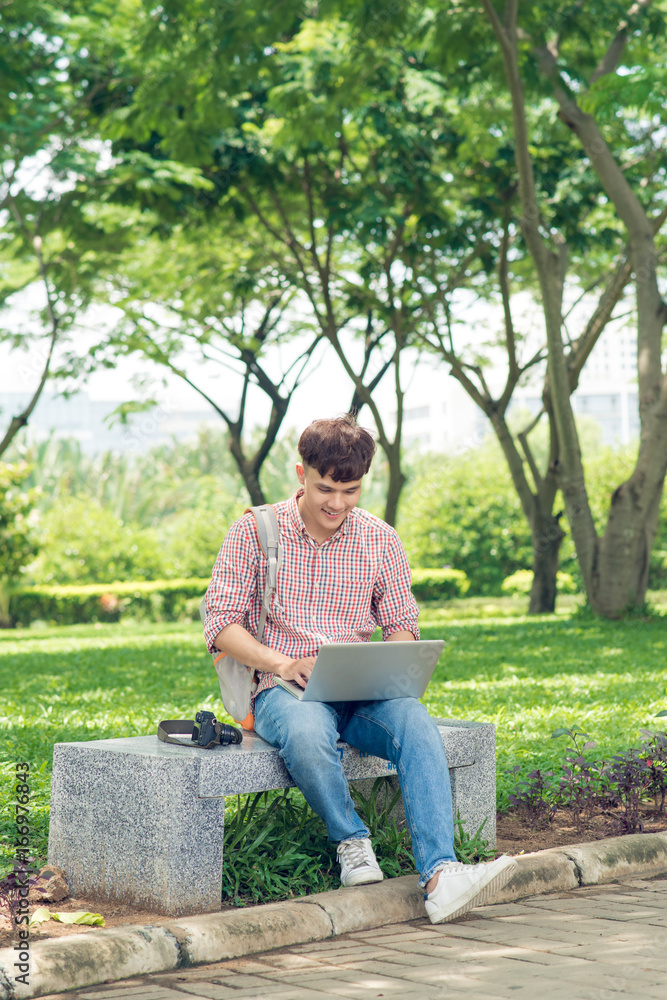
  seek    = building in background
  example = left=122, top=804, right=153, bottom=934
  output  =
left=401, top=377, right=489, bottom=453
left=401, top=324, right=639, bottom=452
left=511, top=325, right=639, bottom=447
left=1, top=322, right=640, bottom=455
left=0, top=391, right=218, bottom=453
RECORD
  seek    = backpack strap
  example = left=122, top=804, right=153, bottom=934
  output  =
left=247, top=505, right=282, bottom=643
left=199, top=505, right=283, bottom=641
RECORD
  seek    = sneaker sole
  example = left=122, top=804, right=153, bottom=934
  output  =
left=427, top=855, right=518, bottom=924
left=340, top=869, right=384, bottom=888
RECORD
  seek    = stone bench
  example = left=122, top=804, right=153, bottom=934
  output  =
left=48, top=718, right=496, bottom=916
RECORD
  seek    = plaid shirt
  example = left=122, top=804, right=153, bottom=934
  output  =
left=203, top=492, right=420, bottom=702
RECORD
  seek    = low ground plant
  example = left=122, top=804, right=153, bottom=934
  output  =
left=506, top=767, right=558, bottom=830
left=452, top=812, right=496, bottom=864
left=552, top=726, right=605, bottom=835
left=221, top=784, right=493, bottom=905
left=222, top=789, right=338, bottom=905
left=601, top=750, right=654, bottom=833
left=642, top=725, right=667, bottom=813
left=503, top=717, right=667, bottom=834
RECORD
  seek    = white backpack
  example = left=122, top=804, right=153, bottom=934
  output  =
left=200, top=505, right=282, bottom=729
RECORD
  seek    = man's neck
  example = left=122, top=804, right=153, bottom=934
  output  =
left=297, top=492, right=347, bottom=544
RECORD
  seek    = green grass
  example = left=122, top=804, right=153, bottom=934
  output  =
left=419, top=597, right=667, bottom=806
left=2, top=598, right=667, bottom=888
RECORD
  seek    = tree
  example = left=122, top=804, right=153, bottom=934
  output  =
left=0, top=1, right=139, bottom=456
left=76, top=5, right=447, bottom=522
left=79, top=221, right=324, bottom=505
left=326, top=0, right=666, bottom=612
left=10, top=0, right=665, bottom=615
left=472, top=0, right=667, bottom=616
left=409, top=154, right=648, bottom=612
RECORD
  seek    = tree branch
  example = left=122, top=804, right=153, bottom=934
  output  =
left=590, top=0, right=654, bottom=85
left=0, top=211, right=61, bottom=458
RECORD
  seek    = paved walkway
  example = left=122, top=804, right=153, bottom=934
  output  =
left=41, top=877, right=667, bottom=1000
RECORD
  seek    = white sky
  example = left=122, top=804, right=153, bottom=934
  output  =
left=0, top=280, right=637, bottom=445
left=0, top=298, right=437, bottom=436
left=0, top=285, right=490, bottom=437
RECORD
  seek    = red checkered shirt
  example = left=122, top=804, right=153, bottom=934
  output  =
left=203, top=491, right=420, bottom=702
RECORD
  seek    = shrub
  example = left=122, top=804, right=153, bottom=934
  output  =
left=399, top=446, right=534, bottom=595
left=29, top=497, right=168, bottom=584
left=0, top=462, right=39, bottom=625
left=504, top=722, right=667, bottom=834
left=411, top=567, right=470, bottom=601
left=9, top=569, right=470, bottom=626
left=8, top=578, right=211, bottom=627
left=162, top=497, right=240, bottom=579
left=506, top=765, right=558, bottom=829
left=501, top=569, right=578, bottom=596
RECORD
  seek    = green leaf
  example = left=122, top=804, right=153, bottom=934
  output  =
left=51, top=910, right=105, bottom=926
left=28, top=906, right=52, bottom=926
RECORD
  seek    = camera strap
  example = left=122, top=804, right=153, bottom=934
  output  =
left=157, top=719, right=242, bottom=749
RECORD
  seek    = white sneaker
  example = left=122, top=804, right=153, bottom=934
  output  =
left=424, top=855, right=517, bottom=924
left=337, top=837, right=384, bottom=887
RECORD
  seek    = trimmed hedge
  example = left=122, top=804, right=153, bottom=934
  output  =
left=501, top=568, right=578, bottom=596
left=410, top=568, right=470, bottom=602
left=9, top=579, right=211, bottom=627
left=9, top=567, right=470, bottom=627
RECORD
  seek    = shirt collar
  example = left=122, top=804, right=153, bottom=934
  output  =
left=287, top=491, right=307, bottom=537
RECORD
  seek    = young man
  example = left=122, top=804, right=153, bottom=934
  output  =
left=204, top=416, right=516, bottom=923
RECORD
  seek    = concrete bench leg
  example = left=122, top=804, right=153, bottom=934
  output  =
left=352, top=721, right=496, bottom=852
left=49, top=744, right=226, bottom=915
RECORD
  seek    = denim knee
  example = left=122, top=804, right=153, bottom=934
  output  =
left=284, top=714, right=341, bottom=770
left=255, top=689, right=339, bottom=755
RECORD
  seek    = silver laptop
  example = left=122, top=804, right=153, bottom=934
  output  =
left=274, top=639, right=445, bottom=702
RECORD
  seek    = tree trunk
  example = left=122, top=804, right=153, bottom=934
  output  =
left=227, top=430, right=267, bottom=506
left=528, top=511, right=566, bottom=614
left=488, top=411, right=566, bottom=613
left=0, top=582, right=11, bottom=628
left=242, top=467, right=266, bottom=507
left=383, top=454, right=406, bottom=527
left=592, top=474, right=665, bottom=616
left=527, top=19, right=667, bottom=616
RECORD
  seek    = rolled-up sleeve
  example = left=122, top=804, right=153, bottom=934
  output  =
left=373, top=528, right=420, bottom=640
left=203, top=514, right=259, bottom=654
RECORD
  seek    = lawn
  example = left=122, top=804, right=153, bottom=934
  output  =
left=2, top=598, right=667, bottom=878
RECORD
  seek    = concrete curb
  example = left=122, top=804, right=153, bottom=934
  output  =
left=2, top=831, right=667, bottom=1000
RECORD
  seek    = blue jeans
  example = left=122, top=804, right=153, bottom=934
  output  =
left=253, top=687, right=457, bottom=887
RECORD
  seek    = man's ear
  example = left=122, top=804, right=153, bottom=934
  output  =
left=296, top=462, right=305, bottom=484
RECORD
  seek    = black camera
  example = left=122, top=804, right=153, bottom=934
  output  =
left=192, top=710, right=242, bottom=747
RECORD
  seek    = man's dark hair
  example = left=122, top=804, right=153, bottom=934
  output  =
left=298, top=415, right=376, bottom=481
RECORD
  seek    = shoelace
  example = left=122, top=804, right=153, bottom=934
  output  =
left=437, top=861, right=480, bottom=877
left=338, top=839, right=372, bottom=868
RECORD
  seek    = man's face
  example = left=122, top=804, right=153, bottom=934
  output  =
left=296, top=463, right=363, bottom=541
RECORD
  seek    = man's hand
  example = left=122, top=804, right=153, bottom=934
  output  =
left=275, top=656, right=316, bottom=689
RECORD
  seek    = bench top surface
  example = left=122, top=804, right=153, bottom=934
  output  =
left=53, top=718, right=492, bottom=760
left=51, top=720, right=494, bottom=797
